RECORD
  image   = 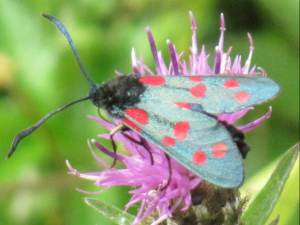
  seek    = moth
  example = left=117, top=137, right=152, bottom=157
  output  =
left=8, top=14, right=280, bottom=188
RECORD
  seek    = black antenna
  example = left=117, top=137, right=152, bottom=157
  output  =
left=42, top=13, right=96, bottom=88
left=7, top=96, right=90, bottom=159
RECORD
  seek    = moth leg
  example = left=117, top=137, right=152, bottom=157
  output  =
left=109, top=124, right=126, bottom=168
left=97, top=108, right=111, bottom=123
left=161, top=154, right=172, bottom=191
left=120, top=129, right=154, bottom=165
left=140, top=137, right=154, bottom=165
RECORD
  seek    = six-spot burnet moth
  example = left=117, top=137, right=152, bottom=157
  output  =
left=7, top=14, right=280, bottom=188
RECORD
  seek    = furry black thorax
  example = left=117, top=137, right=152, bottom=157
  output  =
left=89, top=75, right=145, bottom=117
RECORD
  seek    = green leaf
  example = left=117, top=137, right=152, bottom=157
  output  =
left=268, top=216, right=280, bottom=225
left=84, top=197, right=136, bottom=225
left=242, top=143, right=299, bottom=225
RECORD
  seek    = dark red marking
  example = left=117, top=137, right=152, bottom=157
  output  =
left=173, top=122, right=190, bottom=140
left=189, top=76, right=202, bottom=82
left=175, top=102, right=192, bottom=110
left=125, top=108, right=149, bottom=125
left=212, top=143, right=228, bottom=158
left=193, top=150, right=207, bottom=165
left=190, top=84, right=207, bottom=98
left=224, top=79, right=239, bottom=88
left=139, top=76, right=165, bottom=86
left=234, top=91, right=250, bottom=103
left=122, top=118, right=141, bottom=132
left=162, top=136, right=176, bottom=147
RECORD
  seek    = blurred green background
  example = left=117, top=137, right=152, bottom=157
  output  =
left=0, top=0, right=298, bottom=225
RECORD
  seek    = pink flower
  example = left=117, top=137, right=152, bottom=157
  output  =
left=67, top=12, right=272, bottom=225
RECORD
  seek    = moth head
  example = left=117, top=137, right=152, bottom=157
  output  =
left=89, top=83, right=111, bottom=109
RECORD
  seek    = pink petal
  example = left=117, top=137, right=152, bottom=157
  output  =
left=238, top=107, right=272, bottom=132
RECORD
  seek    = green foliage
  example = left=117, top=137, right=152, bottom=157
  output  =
left=242, top=143, right=299, bottom=225
left=84, top=198, right=137, bottom=225
left=0, top=0, right=298, bottom=225
left=268, top=217, right=279, bottom=225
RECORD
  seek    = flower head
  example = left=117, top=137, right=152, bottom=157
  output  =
left=67, top=12, right=272, bottom=225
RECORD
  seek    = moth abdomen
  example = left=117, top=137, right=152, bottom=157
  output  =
left=221, top=122, right=250, bottom=159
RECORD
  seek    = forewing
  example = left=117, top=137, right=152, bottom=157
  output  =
left=139, top=75, right=279, bottom=114
left=116, top=99, right=244, bottom=188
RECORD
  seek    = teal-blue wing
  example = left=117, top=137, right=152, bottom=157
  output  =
left=139, top=75, right=280, bottom=114
left=117, top=101, right=244, bottom=188
left=113, top=75, right=279, bottom=187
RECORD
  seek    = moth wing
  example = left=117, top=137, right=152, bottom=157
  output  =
left=139, top=75, right=280, bottom=114
left=118, top=100, right=244, bottom=188
left=112, top=74, right=279, bottom=187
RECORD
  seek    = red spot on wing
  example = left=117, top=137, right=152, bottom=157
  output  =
left=162, top=136, right=176, bottom=147
left=175, top=102, right=192, bottom=110
left=189, top=76, right=202, bottom=82
left=193, top=150, right=207, bottom=165
left=122, top=118, right=142, bottom=132
left=125, top=108, right=149, bottom=125
left=224, top=79, right=239, bottom=88
left=190, top=84, right=207, bottom=98
left=212, top=143, right=228, bottom=158
left=234, top=91, right=250, bottom=103
left=173, top=122, right=190, bottom=140
left=139, top=76, right=165, bottom=86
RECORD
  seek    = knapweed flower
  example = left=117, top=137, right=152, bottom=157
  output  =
left=67, top=12, right=272, bottom=225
